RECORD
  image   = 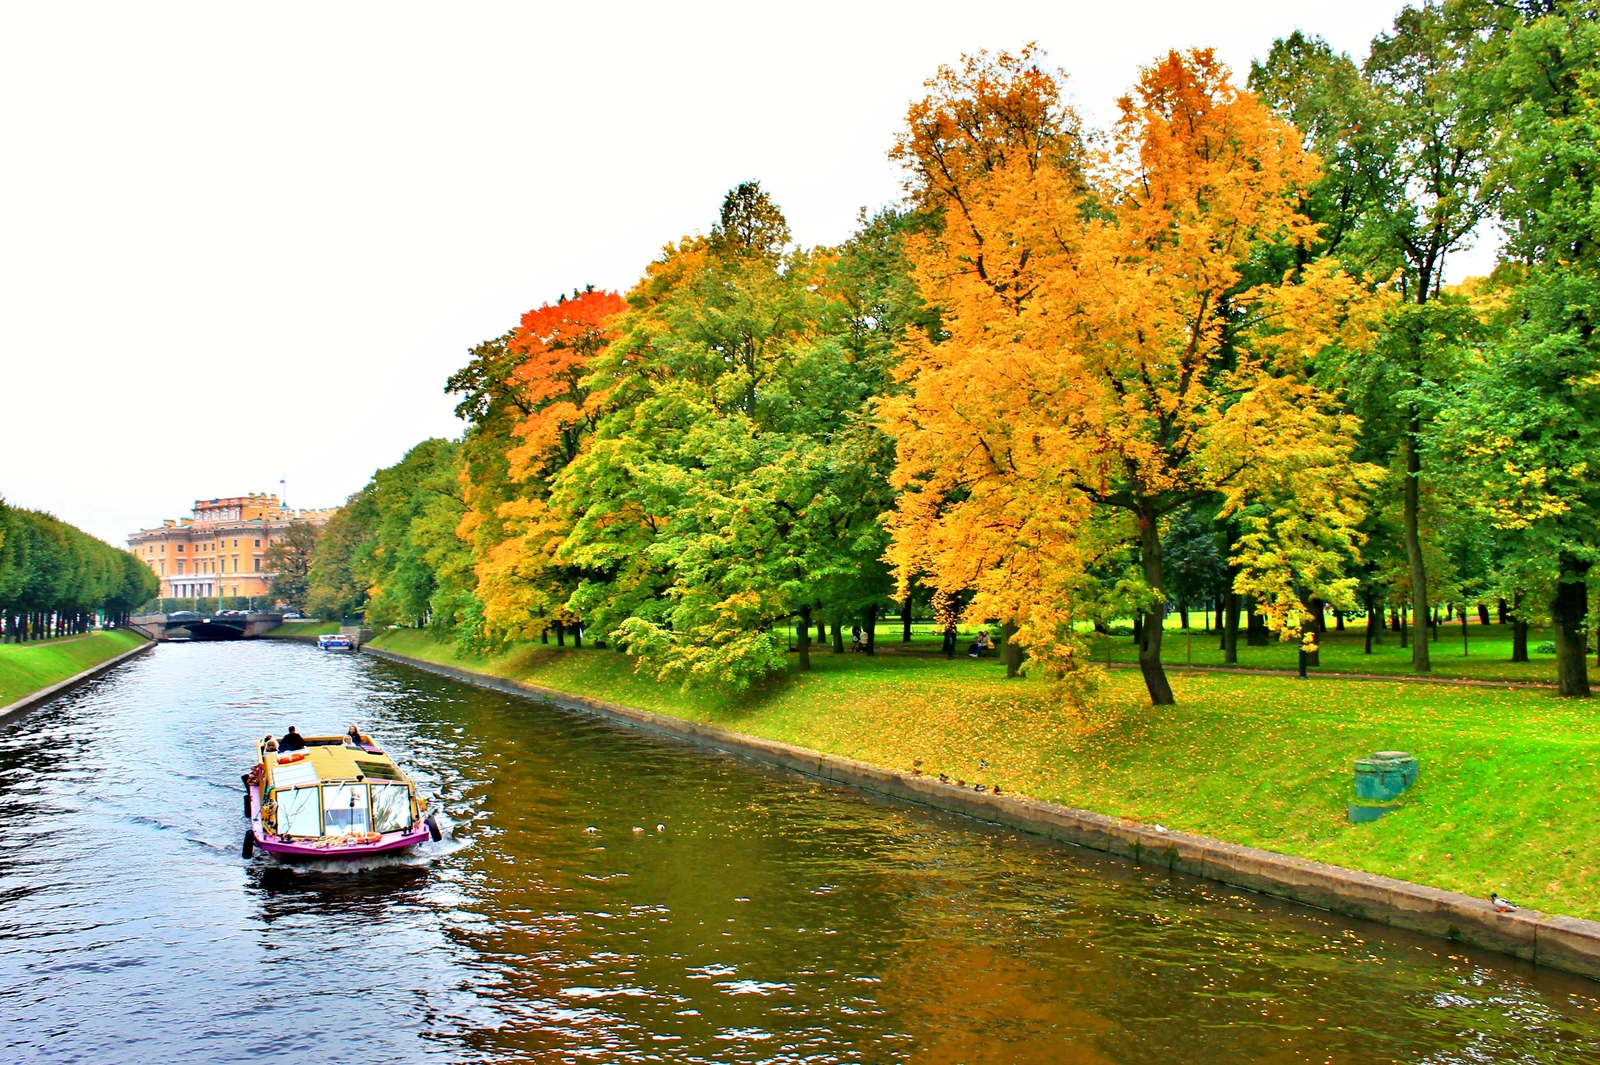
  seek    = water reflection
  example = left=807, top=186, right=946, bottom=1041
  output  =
left=0, top=640, right=1596, bottom=1064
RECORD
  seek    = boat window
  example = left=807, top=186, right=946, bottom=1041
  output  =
left=322, top=784, right=369, bottom=835
left=355, top=760, right=403, bottom=781
left=278, top=786, right=321, bottom=837
left=369, top=784, right=412, bottom=834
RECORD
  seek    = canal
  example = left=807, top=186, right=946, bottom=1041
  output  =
left=2, top=640, right=1598, bottom=1063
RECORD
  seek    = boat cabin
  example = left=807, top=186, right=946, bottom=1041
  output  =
left=257, top=735, right=419, bottom=840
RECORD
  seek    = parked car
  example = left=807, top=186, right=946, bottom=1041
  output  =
left=282, top=611, right=304, bottom=620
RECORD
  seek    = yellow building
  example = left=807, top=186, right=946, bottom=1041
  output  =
left=128, top=493, right=335, bottom=602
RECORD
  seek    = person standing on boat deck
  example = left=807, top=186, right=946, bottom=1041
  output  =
left=279, top=726, right=306, bottom=752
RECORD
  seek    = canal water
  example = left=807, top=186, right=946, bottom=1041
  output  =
left=3, top=641, right=1598, bottom=1064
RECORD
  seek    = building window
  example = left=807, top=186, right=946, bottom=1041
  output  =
left=232, top=556, right=239, bottom=572
left=253, top=539, right=261, bottom=548
left=253, top=557, right=262, bottom=572
left=177, top=544, right=184, bottom=552
left=233, top=539, right=239, bottom=548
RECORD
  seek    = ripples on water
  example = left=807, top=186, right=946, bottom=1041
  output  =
left=1, top=640, right=1597, bottom=1063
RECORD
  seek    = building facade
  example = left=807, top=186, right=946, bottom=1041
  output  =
left=128, top=493, right=334, bottom=602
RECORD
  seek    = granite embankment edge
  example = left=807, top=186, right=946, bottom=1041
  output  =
left=0, top=636, right=155, bottom=726
left=363, top=644, right=1600, bottom=983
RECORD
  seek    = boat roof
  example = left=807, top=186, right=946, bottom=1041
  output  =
left=261, top=737, right=410, bottom=788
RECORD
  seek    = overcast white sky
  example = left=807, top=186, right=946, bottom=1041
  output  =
left=1, top=0, right=1477, bottom=547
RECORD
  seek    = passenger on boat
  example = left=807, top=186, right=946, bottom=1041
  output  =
left=279, top=727, right=307, bottom=752
left=346, top=726, right=362, bottom=746
left=264, top=735, right=278, bottom=753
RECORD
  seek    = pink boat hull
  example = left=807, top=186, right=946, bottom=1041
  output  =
left=248, top=780, right=432, bottom=861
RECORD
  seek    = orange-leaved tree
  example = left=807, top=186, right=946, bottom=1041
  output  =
left=459, top=288, right=627, bottom=644
left=884, top=48, right=1387, bottom=705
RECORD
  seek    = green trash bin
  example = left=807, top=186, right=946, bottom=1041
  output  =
left=1372, top=751, right=1418, bottom=789
left=1355, top=758, right=1406, bottom=802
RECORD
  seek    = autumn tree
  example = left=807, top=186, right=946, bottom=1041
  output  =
left=885, top=48, right=1385, bottom=705
left=451, top=289, right=627, bottom=646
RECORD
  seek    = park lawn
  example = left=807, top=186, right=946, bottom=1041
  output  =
left=847, top=618, right=1561, bottom=684
left=370, top=627, right=1600, bottom=921
left=0, top=629, right=147, bottom=706
left=1089, top=623, right=1561, bottom=683
left=266, top=620, right=340, bottom=639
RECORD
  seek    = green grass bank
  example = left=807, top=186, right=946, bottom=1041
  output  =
left=265, top=620, right=341, bottom=639
left=368, top=628, right=1600, bottom=923
left=0, top=629, right=147, bottom=707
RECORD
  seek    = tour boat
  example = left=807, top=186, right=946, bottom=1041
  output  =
left=241, top=732, right=441, bottom=861
left=317, top=633, right=355, bottom=651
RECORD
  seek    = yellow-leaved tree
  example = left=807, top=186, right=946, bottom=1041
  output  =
left=884, top=48, right=1388, bottom=704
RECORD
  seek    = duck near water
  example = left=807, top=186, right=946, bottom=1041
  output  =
left=1491, top=892, right=1518, bottom=913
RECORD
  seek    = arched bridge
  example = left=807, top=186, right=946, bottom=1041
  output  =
left=129, top=612, right=283, bottom=641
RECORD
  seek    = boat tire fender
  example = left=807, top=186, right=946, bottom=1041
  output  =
left=426, top=813, right=442, bottom=842
left=241, top=828, right=255, bottom=860
left=240, top=774, right=252, bottom=818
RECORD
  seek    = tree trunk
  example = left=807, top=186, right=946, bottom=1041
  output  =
left=1365, top=597, right=1377, bottom=654
left=1179, top=604, right=1190, bottom=631
left=1478, top=603, right=1491, bottom=626
left=797, top=606, right=811, bottom=671
left=541, top=628, right=549, bottom=644
left=1402, top=432, right=1431, bottom=670
left=1246, top=597, right=1269, bottom=647
left=863, top=604, right=878, bottom=655
left=1137, top=510, right=1174, bottom=705
left=831, top=618, right=844, bottom=654
left=573, top=622, right=582, bottom=649
left=1223, top=590, right=1240, bottom=664
left=1512, top=620, right=1529, bottom=662
left=1552, top=560, right=1591, bottom=697
left=1498, top=598, right=1509, bottom=624
left=555, top=622, right=565, bottom=647
left=1461, top=608, right=1469, bottom=656
left=902, top=596, right=913, bottom=643
left=1002, top=620, right=1022, bottom=678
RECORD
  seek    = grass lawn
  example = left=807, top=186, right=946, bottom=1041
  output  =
left=265, top=620, right=340, bottom=639
left=371, top=626, right=1600, bottom=922
left=0, top=629, right=147, bottom=707
left=859, top=616, right=1562, bottom=684
left=1089, top=622, right=1562, bottom=684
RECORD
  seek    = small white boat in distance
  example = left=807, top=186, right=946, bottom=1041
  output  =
left=318, top=633, right=355, bottom=651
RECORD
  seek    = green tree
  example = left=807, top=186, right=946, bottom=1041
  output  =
left=1437, top=4, right=1600, bottom=696
left=1253, top=4, right=1500, bottom=673
left=264, top=522, right=320, bottom=612
left=554, top=183, right=903, bottom=687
